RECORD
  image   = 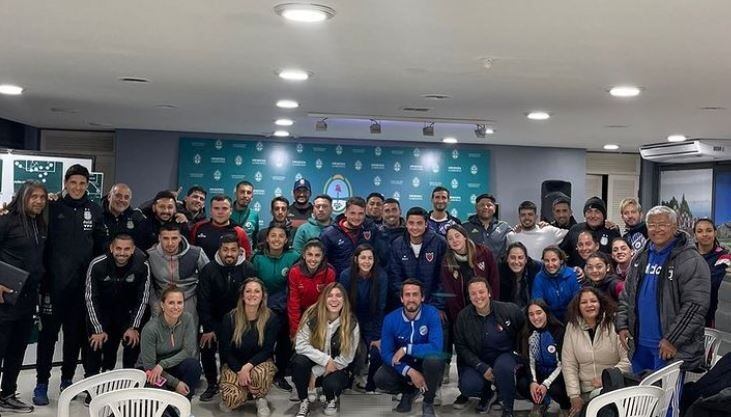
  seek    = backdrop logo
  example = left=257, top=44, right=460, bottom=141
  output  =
left=470, top=164, right=478, bottom=175
left=215, top=139, right=223, bottom=150
left=450, top=208, right=459, bottom=218
left=325, top=174, right=352, bottom=214
left=296, top=144, right=304, bottom=153
left=235, top=155, right=243, bottom=166
left=335, top=145, right=343, bottom=155
left=256, top=142, right=264, bottom=152
left=394, top=162, right=401, bottom=172
left=451, top=178, right=459, bottom=189
left=470, top=194, right=477, bottom=204
left=452, top=149, right=459, bottom=159
left=374, top=176, right=381, bottom=186
left=253, top=202, right=262, bottom=212
left=295, top=172, right=303, bottom=181
left=315, top=159, right=323, bottom=169
left=254, top=171, right=263, bottom=182
left=412, top=177, right=420, bottom=187
left=274, top=187, right=282, bottom=197
left=213, top=170, right=222, bottom=181
left=193, top=154, right=202, bottom=164
left=355, top=160, right=362, bottom=171
left=393, top=191, right=401, bottom=200
left=432, top=164, right=439, bottom=174
left=413, top=148, right=421, bottom=158
left=375, top=147, right=382, bottom=156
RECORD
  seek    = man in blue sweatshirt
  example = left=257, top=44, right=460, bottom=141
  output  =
left=617, top=205, right=710, bottom=373
left=375, top=279, right=444, bottom=417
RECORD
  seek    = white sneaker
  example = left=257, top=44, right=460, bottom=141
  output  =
left=433, top=388, right=442, bottom=406
left=256, top=398, right=271, bottom=417
left=296, top=400, right=310, bottom=417
left=290, top=389, right=300, bottom=402
left=323, top=399, right=338, bottom=416
left=308, top=388, right=318, bottom=403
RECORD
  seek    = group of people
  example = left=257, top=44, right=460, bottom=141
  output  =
left=0, top=164, right=728, bottom=417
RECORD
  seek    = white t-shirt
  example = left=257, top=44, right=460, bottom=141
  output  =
left=410, top=242, right=423, bottom=258
left=506, top=225, right=568, bottom=259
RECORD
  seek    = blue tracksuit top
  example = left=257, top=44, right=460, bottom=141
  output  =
left=388, top=230, right=447, bottom=307
left=637, top=240, right=674, bottom=347
left=531, top=265, right=581, bottom=322
left=320, top=216, right=383, bottom=277
left=338, top=266, right=389, bottom=341
left=380, top=304, right=444, bottom=376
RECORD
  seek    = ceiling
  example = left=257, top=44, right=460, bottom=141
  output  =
left=2, top=1, right=731, bottom=151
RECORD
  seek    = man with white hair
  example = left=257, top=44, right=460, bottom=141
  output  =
left=616, top=205, right=710, bottom=373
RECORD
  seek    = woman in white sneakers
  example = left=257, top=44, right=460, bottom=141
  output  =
left=291, top=282, right=360, bottom=417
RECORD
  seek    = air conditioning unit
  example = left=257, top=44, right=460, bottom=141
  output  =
left=639, top=140, right=731, bottom=163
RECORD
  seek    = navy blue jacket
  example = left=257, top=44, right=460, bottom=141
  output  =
left=320, top=216, right=383, bottom=277
left=338, top=267, right=388, bottom=341
left=388, top=230, right=447, bottom=307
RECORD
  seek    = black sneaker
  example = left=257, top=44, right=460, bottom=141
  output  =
left=199, top=384, right=219, bottom=402
left=0, top=394, right=34, bottom=413
left=275, top=376, right=293, bottom=392
left=395, top=391, right=417, bottom=413
left=452, top=394, right=469, bottom=410
left=423, top=401, right=438, bottom=417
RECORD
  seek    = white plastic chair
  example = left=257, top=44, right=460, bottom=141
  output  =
left=639, top=360, right=683, bottom=417
left=585, top=385, right=664, bottom=417
left=89, top=388, right=190, bottom=417
left=685, top=327, right=723, bottom=383
left=58, top=369, right=146, bottom=417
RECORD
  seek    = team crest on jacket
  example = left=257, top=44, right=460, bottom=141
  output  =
left=477, top=261, right=485, bottom=270
left=84, top=209, right=92, bottom=220
left=363, top=231, right=371, bottom=240
left=547, top=344, right=556, bottom=354
left=419, top=325, right=428, bottom=336
left=453, top=270, right=459, bottom=279
left=425, top=252, right=434, bottom=262
left=281, top=267, right=290, bottom=277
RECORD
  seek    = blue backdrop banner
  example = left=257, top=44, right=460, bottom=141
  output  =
left=178, top=137, right=490, bottom=226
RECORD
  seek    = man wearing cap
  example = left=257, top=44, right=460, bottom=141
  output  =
left=366, top=192, right=385, bottom=227
left=463, top=194, right=513, bottom=259
left=136, top=190, right=190, bottom=251
left=561, top=196, right=621, bottom=267
left=102, top=183, right=145, bottom=245
left=288, top=178, right=313, bottom=228
left=292, top=194, right=333, bottom=253
left=549, top=194, right=577, bottom=230
left=34, top=164, right=108, bottom=406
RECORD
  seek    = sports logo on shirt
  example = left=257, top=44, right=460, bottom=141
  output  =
left=425, top=252, right=434, bottom=262
left=363, top=231, right=371, bottom=240
left=547, top=344, right=556, bottom=354
left=419, top=325, right=428, bottom=336
left=127, top=219, right=135, bottom=230
left=84, top=209, right=92, bottom=220
left=453, top=270, right=459, bottom=279
left=125, top=274, right=135, bottom=283
left=477, top=261, right=485, bottom=270
left=281, top=267, right=290, bottom=277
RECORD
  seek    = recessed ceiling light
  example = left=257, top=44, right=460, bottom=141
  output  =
left=118, top=77, right=150, bottom=83
left=526, top=111, right=550, bottom=120
left=277, top=69, right=310, bottom=81
left=273, top=130, right=290, bottom=137
left=667, top=134, right=687, bottom=142
left=0, top=84, right=23, bottom=95
left=603, top=144, right=620, bottom=150
left=50, top=107, right=78, bottom=114
left=275, top=118, right=294, bottom=126
left=609, top=86, right=641, bottom=98
left=154, top=104, right=177, bottom=109
left=442, top=136, right=458, bottom=144
left=421, top=94, right=452, bottom=100
left=276, top=99, right=299, bottom=109
left=274, top=3, right=336, bottom=23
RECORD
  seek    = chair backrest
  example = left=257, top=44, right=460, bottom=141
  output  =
left=89, top=388, right=190, bottom=417
left=639, top=360, right=683, bottom=417
left=57, top=369, right=147, bottom=417
left=585, top=385, right=664, bottom=417
left=703, top=327, right=722, bottom=368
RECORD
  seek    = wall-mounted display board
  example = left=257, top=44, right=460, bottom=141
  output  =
left=715, top=169, right=731, bottom=247
left=178, top=137, right=490, bottom=225
left=0, top=149, right=93, bottom=205
left=659, top=168, right=713, bottom=233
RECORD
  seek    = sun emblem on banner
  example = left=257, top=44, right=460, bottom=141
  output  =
left=471, top=164, right=478, bottom=175
left=470, top=194, right=477, bottom=204
left=355, top=160, right=362, bottom=171
left=274, top=187, right=282, bottom=197
left=451, top=178, right=459, bottom=189
left=315, top=159, right=323, bottom=169
left=215, top=139, right=223, bottom=150
left=374, top=176, right=381, bottom=186
left=325, top=174, right=352, bottom=214
left=256, top=142, right=264, bottom=152
left=295, top=173, right=303, bottom=181
left=452, top=149, right=459, bottom=159
left=296, top=144, right=304, bottom=153
left=432, top=163, right=439, bottom=174
left=451, top=208, right=459, bottom=218
left=254, top=171, right=263, bottom=182
left=193, top=154, right=202, bottom=165
left=335, top=145, right=343, bottom=155
left=413, top=148, right=421, bottom=158
left=375, top=147, right=382, bottom=156
left=253, top=202, right=261, bottom=212
left=393, top=191, right=401, bottom=200
left=213, top=170, right=222, bottom=181
left=235, top=155, right=243, bottom=166
left=412, top=177, right=420, bottom=187
left=394, top=162, right=401, bottom=172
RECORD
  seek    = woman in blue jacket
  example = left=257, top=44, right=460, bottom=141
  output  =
left=338, top=243, right=388, bottom=393
left=531, top=246, right=580, bottom=323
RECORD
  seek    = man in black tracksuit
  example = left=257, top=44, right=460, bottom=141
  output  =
left=85, top=234, right=150, bottom=376
left=102, top=183, right=146, bottom=245
left=0, top=181, right=48, bottom=413
left=33, top=165, right=108, bottom=406
left=197, top=234, right=257, bottom=401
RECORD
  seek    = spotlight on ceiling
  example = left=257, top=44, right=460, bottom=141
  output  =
left=423, top=122, right=435, bottom=137
left=315, top=118, right=328, bottom=131
left=370, top=119, right=381, bottom=134
left=273, top=130, right=290, bottom=137
left=473, top=124, right=494, bottom=138
left=274, top=3, right=336, bottom=23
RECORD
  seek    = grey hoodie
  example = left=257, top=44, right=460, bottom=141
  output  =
left=138, top=311, right=198, bottom=389
left=616, top=231, right=710, bottom=371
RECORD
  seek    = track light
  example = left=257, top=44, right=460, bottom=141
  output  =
left=474, top=124, right=486, bottom=138
left=315, top=118, right=328, bottom=131
left=370, top=119, right=381, bottom=134
left=423, top=122, right=435, bottom=137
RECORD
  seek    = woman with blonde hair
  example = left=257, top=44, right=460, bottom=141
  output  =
left=291, top=282, right=360, bottom=417
left=218, top=278, right=280, bottom=416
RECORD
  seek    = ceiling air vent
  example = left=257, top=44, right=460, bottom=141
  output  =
left=400, top=106, right=432, bottom=112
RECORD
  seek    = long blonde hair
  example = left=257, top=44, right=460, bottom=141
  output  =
left=444, top=225, right=477, bottom=272
left=232, top=278, right=272, bottom=347
left=299, top=282, right=356, bottom=356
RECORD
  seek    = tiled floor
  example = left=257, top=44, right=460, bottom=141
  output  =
left=14, top=363, right=551, bottom=417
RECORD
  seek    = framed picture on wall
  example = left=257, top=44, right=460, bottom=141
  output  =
left=659, top=168, right=713, bottom=233
left=715, top=168, right=731, bottom=248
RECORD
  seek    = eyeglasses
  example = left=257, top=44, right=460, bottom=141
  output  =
left=647, top=223, right=673, bottom=230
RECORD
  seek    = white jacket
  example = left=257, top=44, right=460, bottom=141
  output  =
left=295, top=316, right=360, bottom=377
